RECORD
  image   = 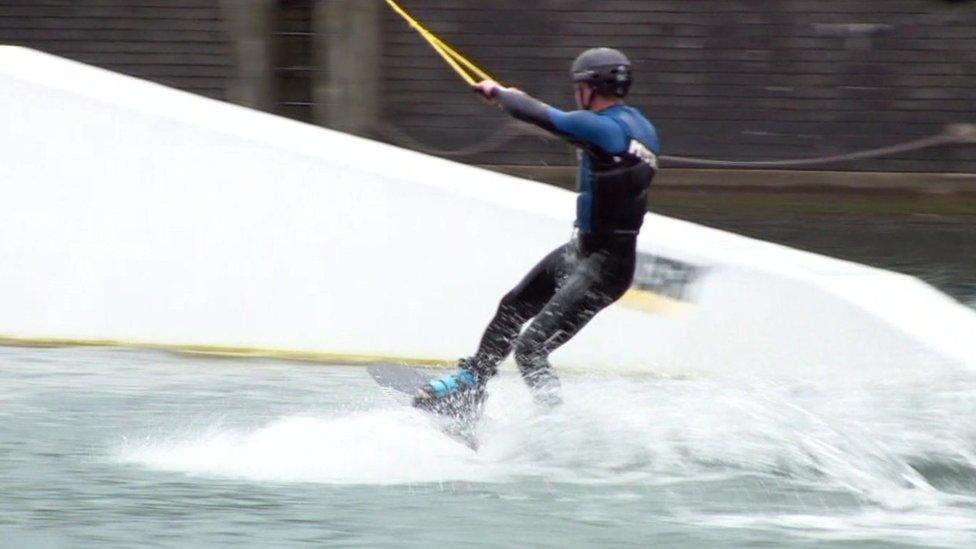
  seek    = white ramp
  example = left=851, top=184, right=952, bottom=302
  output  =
left=1, top=46, right=973, bottom=375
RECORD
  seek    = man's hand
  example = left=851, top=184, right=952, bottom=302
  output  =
left=473, top=79, right=502, bottom=103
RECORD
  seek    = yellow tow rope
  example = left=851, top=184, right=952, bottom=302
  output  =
left=385, top=0, right=497, bottom=86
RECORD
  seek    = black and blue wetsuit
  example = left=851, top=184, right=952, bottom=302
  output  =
left=468, top=88, right=661, bottom=403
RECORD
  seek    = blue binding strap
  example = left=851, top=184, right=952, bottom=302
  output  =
left=428, top=370, right=478, bottom=397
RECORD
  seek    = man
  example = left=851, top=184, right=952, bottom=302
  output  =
left=414, top=47, right=661, bottom=415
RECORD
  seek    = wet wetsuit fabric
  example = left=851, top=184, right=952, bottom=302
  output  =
left=492, top=89, right=660, bottom=235
left=469, top=88, right=660, bottom=400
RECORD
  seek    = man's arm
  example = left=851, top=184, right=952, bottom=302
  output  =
left=476, top=82, right=628, bottom=154
left=490, top=87, right=557, bottom=132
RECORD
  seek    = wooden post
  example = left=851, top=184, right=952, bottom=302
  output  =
left=312, top=0, right=381, bottom=135
left=220, top=0, right=274, bottom=111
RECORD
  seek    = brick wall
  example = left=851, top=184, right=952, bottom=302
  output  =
left=3, top=1, right=973, bottom=173
left=0, top=0, right=231, bottom=100
left=379, top=0, right=976, bottom=172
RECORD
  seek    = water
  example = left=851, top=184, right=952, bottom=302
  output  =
left=2, top=345, right=975, bottom=548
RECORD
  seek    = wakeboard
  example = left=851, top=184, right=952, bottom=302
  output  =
left=366, top=364, right=483, bottom=450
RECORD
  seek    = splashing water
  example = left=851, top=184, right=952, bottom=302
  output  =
left=110, top=366, right=976, bottom=545
left=119, top=410, right=488, bottom=485
left=5, top=347, right=975, bottom=547
left=118, top=370, right=976, bottom=506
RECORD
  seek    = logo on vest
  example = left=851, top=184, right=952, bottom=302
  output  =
left=627, top=139, right=658, bottom=170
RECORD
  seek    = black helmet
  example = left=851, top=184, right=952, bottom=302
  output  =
left=570, top=47, right=632, bottom=97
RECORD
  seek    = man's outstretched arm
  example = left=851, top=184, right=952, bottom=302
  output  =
left=474, top=81, right=628, bottom=154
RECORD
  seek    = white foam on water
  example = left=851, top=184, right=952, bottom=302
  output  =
left=117, top=370, right=976, bottom=511
left=476, top=376, right=966, bottom=504
left=117, top=409, right=494, bottom=485
left=111, top=366, right=976, bottom=544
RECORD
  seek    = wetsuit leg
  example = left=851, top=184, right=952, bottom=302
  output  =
left=513, top=241, right=636, bottom=404
left=468, top=244, right=577, bottom=378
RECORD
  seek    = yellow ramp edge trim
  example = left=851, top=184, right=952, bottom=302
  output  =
left=0, top=293, right=686, bottom=366
left=618, top=288, right=689, bottom=314
left=0, top=333, right=691, bottom=379
left=0, top=335, right=454, bottom=369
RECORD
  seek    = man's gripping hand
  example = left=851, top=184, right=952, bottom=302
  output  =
left=473, top=80, right=502, bottom=103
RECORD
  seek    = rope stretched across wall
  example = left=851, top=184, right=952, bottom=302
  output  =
left=376, top=122, right=976, bottom=169
left=662, top=123, right=976, bottom=168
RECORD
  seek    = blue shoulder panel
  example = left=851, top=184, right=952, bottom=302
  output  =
left=547, top=107, right=630, bottom=154
left=548, top=106, right=661, bottom=156
left=605, top=106, right=661, bottom=155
